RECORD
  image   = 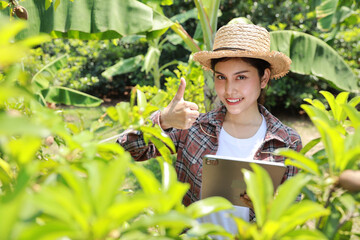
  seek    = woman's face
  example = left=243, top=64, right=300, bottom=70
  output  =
left=214, top=58, right=270, bottom=116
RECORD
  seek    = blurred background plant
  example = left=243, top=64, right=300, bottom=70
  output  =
left=0, top=17, right=234, bottom=239
left=8, top=0, right=358, bottom=112
left=0, top=0, right=359, bottom=239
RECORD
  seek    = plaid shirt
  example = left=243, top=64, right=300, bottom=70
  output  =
left=117, top=104, right=302, bottom=220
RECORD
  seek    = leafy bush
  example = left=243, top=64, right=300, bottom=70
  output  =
left=137, top=60, right=206, bottom=113
left=1, top=20, right=234, bottom=239
left=265, top=73, right=329, bottom=114
left=276, top=91, right=360, bottom=239
left=23, top=38, right=152, bottom=100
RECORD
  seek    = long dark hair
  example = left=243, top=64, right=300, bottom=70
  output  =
left=211, top=57, right=271, bottom=104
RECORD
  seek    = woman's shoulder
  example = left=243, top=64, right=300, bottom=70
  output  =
left=260, top=105, right=301, bottom=143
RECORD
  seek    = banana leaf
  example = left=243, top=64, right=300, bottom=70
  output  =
left=32, top=54, right=68, bottom=90
left=270, top=31, right=359, bottom=92
left=0, top=0, right=173, bottom=40
left=101, top=55, right=143, bottom=80
left=40, top=86, right=103, bottom=107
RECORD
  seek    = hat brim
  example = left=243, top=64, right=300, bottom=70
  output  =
left=193, top=49, right=291, bottom=80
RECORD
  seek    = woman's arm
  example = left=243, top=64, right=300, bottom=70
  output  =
left=117, top=78, right=199, bottom=161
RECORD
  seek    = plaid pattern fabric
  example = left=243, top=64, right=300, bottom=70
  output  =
left=117, top=104, right=302, bottom=222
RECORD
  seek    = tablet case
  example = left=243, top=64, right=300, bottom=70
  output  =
left=201, top=154, right=287, bottom=207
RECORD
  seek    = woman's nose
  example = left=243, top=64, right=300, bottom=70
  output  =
left=225, top=81, right=236, bottom=94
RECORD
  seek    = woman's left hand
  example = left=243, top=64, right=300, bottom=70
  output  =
left=240, top=193, right=253, bottom=209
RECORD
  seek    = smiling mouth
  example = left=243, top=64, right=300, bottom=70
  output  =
left=226, top=98, right=244, bottom=103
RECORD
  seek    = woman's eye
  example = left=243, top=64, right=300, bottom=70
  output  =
left=237, top=75, right=246, bottom=80
left=216, top=75, right=226, bottom=80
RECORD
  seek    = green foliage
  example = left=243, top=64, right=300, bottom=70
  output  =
left=0, top=18, right=233, bottom=239
left=23, top=38, right=151, bottom=99
left=137, top=61, right=206, bottom=113
left=265, top=73, right=326, bottom=112
left=0, top=0, right=173, bottom=40
left=1, top=2, right=360, bottom=239
left=270, top=30, right=359, bottom=92
left=233, top=166, right=329, bottom=240
left=276, top=91, right=360, bottom=239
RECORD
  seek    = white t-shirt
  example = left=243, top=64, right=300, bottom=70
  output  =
left=198, top=115, right=267, bottom=237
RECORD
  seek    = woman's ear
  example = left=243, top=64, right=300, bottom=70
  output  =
left=260, top=68, right=271, bottom=88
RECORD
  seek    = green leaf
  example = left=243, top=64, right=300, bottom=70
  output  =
left=106, top=106, right=119, bottom=122
left=186, top=223, right=233, bottom=239
left=7, top=136, right=42, bottom=165
left=170, top=8, right=197, bottom=24
left=136, top=88, right=147, bottom=111
left=233, top=216, right=255, bottom=239
left=35, top=185, right=89, bottom=230
left=282, top=229, right=328, bottom=240
left=228, top=17, right=253, bottom=25
left=101, top=55, right=143, bottom=79
left=334, top=91, right=350, bottom=121
left=303, top=98, right=327, bottom=111
left=86, top=158, right=129, bottom=216
left=4, top=0, right=173, bottom=40
left=40, top=86, right=103, bottom=107
left=301, top=105, right=332, bottom=126
left=343, top=104, right=360, bottom=129
left=268, top=173, right=311, bottom=221
left=194, top=0, right=213, bottom=50
left=99, top=197, right=151, bottom=232
left=128, top=211, right=196, bottom=233
left=18, top=221, right=77, bottom=240
left=147, top=136, right=173, bottom=164
left=312, top=118, right=344, bottom=172
left=0, top=167, right=33, bottom=239
left=54, top=0, right=61, bottom=10
left=130, top=163, right=161, bottom=194
left=276, top=148, right=321, bottom=175
left=140, top=125, right=175, bottom=153
left=320, top=91, right=350, bottom=122
left=0, top=17, right=27, bottom=44
left=206, top=0, right=221, bottom=35
left=170, top=23, right=201, bottom=52
left=45, top=0, right=52, bottom=10
left=270, top=31, right=359, bottom=92
left=143, top=46, right=161, bottom=74
left=316, top=0, right=339, bottom=31
left=0, top=158, right=13, bottom=186
left=300, top=137, right=321, bottom=155
left=32, top=54, right=68, bottom=91
left=348, top=96, right=360, bottom=108
left=0, top=114, right=50, bottom=137
left=242, top=163, right=274, bottom=227
left=0, top=1, right=8, bottom=10
left=185, top=196, right=233, bottom=219
left=320, top=90, right=337, bottom=118
left=276, top=200, right=330, bottom=237
left=16, top=33, right=52, bottom=48
left=157, top=157, right=178, bottom=191
left=337, top=193, right=356, bottom=212
left=321, top=204, right=342, bottom=239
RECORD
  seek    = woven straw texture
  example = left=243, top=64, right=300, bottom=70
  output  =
left=193, top=23, right=291, bottom=79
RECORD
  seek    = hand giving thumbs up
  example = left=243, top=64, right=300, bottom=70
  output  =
left=160, top=77, right=200, bottom=130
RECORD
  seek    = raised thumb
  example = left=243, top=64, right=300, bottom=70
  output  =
left=174, top=77, right=186, bottom=101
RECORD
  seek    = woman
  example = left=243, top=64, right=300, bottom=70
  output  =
left=117, top=23, right=302, bottom=228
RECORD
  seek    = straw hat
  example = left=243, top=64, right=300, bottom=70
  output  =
left=193, top=23, right=291, bottom=79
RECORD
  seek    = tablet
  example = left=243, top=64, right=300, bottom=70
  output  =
left=201, top=154, right=287, bottom=207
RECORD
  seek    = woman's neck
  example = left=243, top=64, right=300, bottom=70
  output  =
left=224, top=105, right=262, bottom=126
left=223, top=106, right=263, bottom=138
